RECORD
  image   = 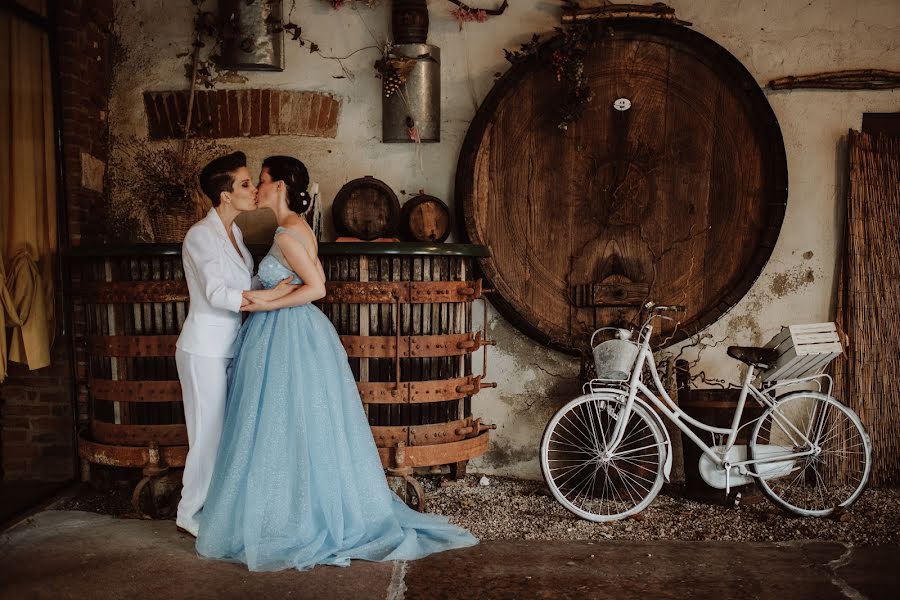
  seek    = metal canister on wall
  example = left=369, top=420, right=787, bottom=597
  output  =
left=382, top=44, right=440, bottom=143
left=218, top=0, right=284, bottom=71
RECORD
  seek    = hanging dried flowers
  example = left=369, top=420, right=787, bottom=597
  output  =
left=320, top=0, right=380, bottom=9
left=447, top=0, right=508, bottom=22
left=504, top=21, right=610, bottom=130
left=450, top=8, right=488, bottom=25
left=375, top=52, right=417, bottom=98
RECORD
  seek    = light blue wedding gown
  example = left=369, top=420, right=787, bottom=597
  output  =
left=195, top=227, right=478, bottom=571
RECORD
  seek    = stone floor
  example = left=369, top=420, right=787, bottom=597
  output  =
left=2, top=510, right=898, bottom=600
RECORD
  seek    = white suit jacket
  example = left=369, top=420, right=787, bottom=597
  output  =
left=176, top=208, right=254, bottom=358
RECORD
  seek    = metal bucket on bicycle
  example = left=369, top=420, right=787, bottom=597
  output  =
left=590, top=327, right=639, bottom=381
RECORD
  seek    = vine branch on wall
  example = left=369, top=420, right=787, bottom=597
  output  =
left=446, top=0, right=509, bottom=15
left=767, top=69, right=900, bottom=90
left=560, top=1, right=692, bottom=26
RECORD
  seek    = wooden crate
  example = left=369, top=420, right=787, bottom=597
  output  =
left=761, top=323, right=844, bottom=382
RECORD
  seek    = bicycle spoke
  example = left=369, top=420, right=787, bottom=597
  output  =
left=580, top=402, right=604, bottom=455
left=608, top=460, right=647, bottom=503
left=542, top=395, right=669, bottom=522
left=609, top=459, right=657, bottom=487
left=553, top=419, right=599, bottom=454
left=753, top=395, right=870, bottom=516
left=609, top=440, right=662, bottom=458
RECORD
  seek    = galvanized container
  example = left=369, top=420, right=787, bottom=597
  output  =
left=218, top=0, right=284, bottom=71
left=590, top=328, right=638, bottom=380
left=383, top=44, right=440, bottom=143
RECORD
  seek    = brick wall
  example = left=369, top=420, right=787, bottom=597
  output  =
left=0, top=0, right=114, bottom=482
left=58, top=0, right=115, bottom=246
left=0, top=346, right=74, bottom=481
left=144, top=89, right=341, bottom=140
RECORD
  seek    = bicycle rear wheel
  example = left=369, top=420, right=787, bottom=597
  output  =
left=540, top=391, right=666, bottom=522
left=749, top=392, right=872, bottom=517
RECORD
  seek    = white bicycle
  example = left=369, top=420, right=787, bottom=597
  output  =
left=540, top=303, right=873, bottom=521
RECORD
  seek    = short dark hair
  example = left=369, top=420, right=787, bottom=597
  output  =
left=262, top=155, right=311, bottom=214
left=199, top=151, right=247, bottom=207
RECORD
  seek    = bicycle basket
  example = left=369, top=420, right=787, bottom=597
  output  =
left=592, top=339, right=639, bottom=381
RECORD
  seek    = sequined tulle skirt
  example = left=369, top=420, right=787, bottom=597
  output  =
left=195, top=303, right=478, bottom=571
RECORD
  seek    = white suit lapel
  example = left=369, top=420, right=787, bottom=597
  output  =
left=234, top=228, right=254, bottom=272
left=207, top=208, right=250, bottom=274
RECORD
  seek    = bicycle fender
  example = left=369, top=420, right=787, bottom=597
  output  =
left=591, top=388, right=673, bottom=483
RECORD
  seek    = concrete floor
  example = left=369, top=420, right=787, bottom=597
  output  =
left=0, top=481, right=67, bottom=528
left=1, top=511, right=898, bottom=600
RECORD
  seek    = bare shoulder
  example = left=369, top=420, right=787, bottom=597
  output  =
left=276, top=218, right=318, bottom=257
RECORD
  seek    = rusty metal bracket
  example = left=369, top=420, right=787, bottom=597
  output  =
left=130, top=441, right=170, bottom=519
left=395, top=297, right=401, bottom=388
left=73, top=280, right=189, bottom=304
left=371, top=425, right=410, bottom=448
left=78, top=435, right=187, bottom=468
left=90, top=379, right=182, bottom=403
left=322, top=279, right=483, bottom=304
left=407, top=418, right=471, bottom=445
left=378, top=430, right=492, bottom=470
left=452, top=417, right=497, bottom=439
left=409, top=279, right=483, bottom=303
left=401, top=475, right=425, bottom=512
left=324, top=281, right=404, bottom=303
left=357, top=381, right=407, bottom=404
left=455, top=375, right=496, bottom=396
left=91, top=419, right=187, bottom=446
left=478, top=297, right=498, bottom=387
left=89, top=335, right=179, bottom=358
left=341, top=332, right=478, bottom=358
left=358, top=375, right=490, bottom=405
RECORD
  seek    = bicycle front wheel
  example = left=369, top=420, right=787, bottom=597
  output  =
left=540, top=392, right=666, bottom=522
left=749, top=392, right=872, bottom=517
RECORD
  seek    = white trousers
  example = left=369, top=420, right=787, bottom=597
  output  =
left=175, top=350, right=229, bottom=534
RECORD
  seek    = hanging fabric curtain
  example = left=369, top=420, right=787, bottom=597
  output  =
left=0, top=0, right=57, bottom=381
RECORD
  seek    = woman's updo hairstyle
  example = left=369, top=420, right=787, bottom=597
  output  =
left=262, top=155, right=311, bottom=214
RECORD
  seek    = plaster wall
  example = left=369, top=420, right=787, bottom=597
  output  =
left=108, top=0, right=900, bottom=478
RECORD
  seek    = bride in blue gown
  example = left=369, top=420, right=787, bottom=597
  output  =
left=195, top=156, right=478, bottom=571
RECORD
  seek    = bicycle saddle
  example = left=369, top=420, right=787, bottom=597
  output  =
left=727, top=345, right=779, bottom=368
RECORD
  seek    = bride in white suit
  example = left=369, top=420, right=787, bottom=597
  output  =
left=174, top=152, right=291, bottom=536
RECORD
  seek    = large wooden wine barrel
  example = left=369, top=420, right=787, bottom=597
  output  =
left=456, top=19, right=788, bottom=353
left=332, top=176, right=401, bottom=241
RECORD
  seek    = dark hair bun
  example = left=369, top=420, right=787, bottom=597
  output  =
left=262, top=155, right=311, bottom=214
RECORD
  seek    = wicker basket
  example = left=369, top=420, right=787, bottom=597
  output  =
left=151, top=212, right=195, bottom=243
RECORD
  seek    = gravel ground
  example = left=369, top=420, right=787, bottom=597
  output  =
left=424, top=476, right=900, bottom=546
left=49, top=475, right=900, bottom=546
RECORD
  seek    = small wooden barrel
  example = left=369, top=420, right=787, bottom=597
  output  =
left=332, top=176, right=401, bottom=241
left=391, top=0, right=429, bottom=44
left=400, top=194, right=451, bottom=243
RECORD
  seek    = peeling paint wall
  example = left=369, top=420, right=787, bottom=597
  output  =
left=109, top=0, right=900, bottom=479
